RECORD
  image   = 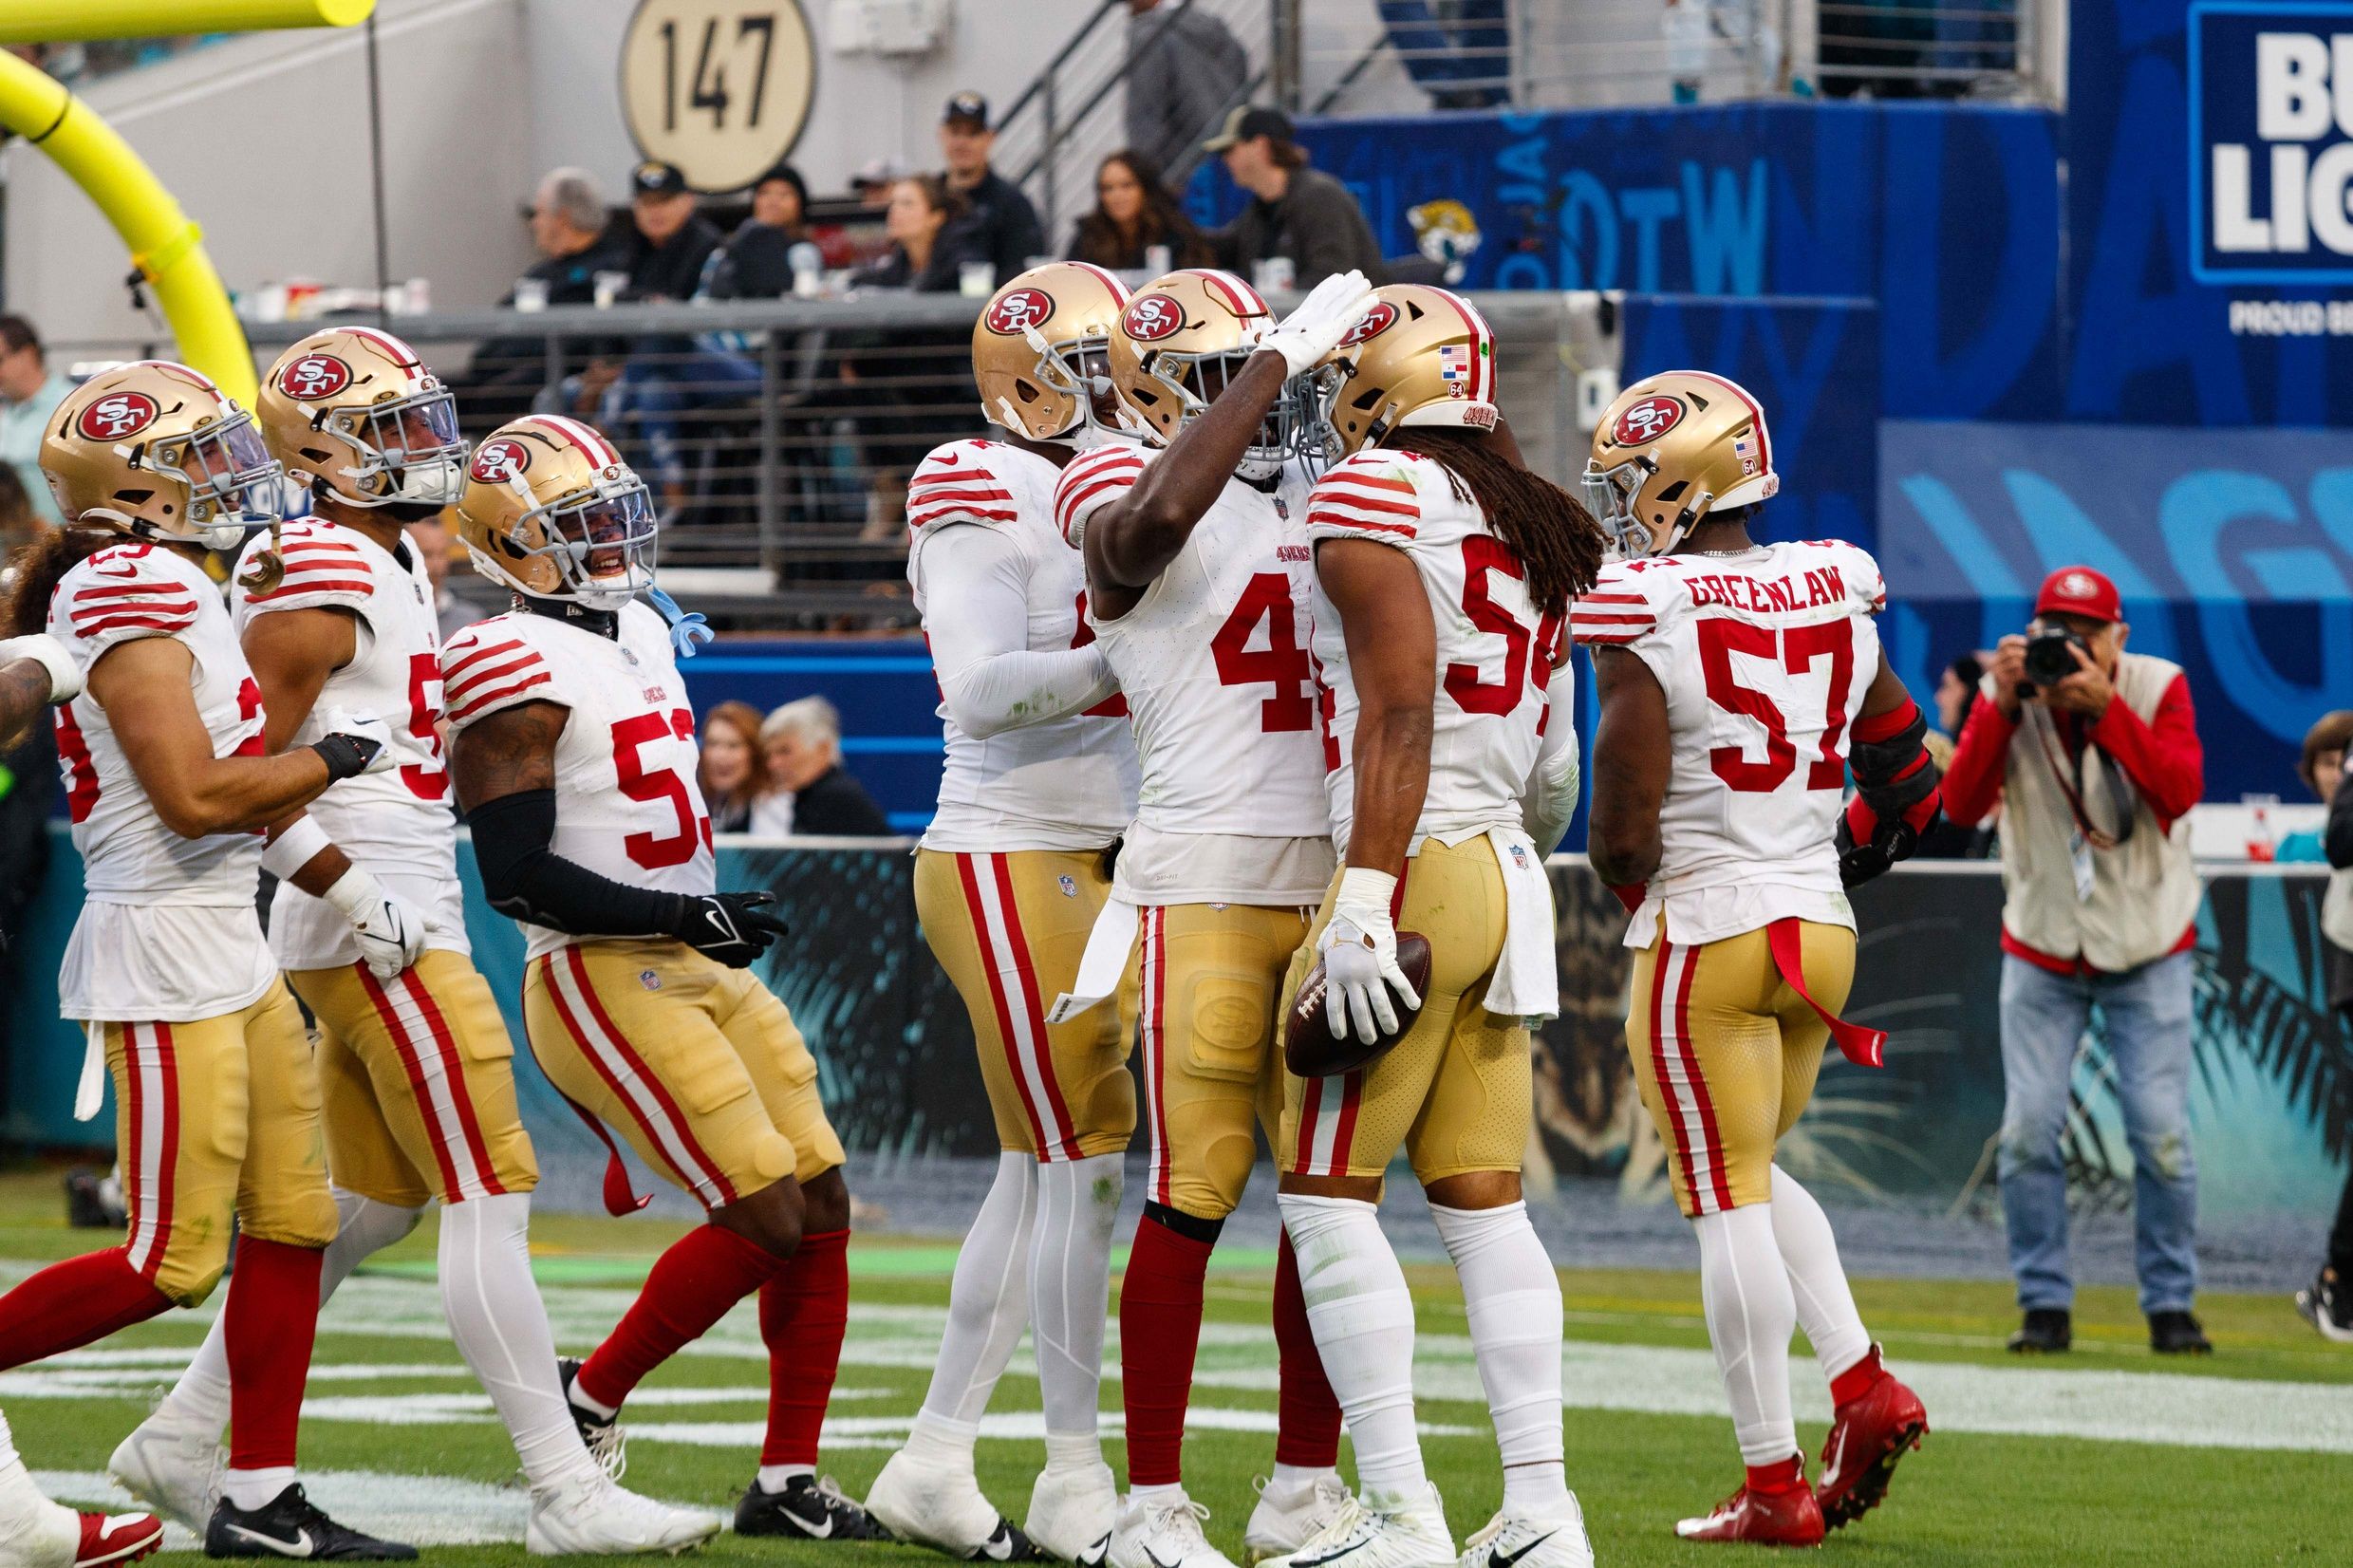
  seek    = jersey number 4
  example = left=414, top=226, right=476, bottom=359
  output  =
left=612, top=709, right=713, bottom=868
left=1697, top=618, right=1855, bottom=793
left=1211, top=572, right=1314, bottom=731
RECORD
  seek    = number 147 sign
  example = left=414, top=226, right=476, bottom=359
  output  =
left=622, top=0, right=816, bottom=193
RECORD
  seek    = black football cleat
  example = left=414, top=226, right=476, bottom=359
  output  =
left=736, top=1474, right=890, bottom=1540
left=2148, top=1310, right=2213, bottom=1355
left=2007, top=1307, right=2071, bottom=1353
left=2296, top=1266, right=2353, bottom=1343
left=204, top=1484, right=417, bottom=1560
left=558, top=1355, right=628, bottom=1478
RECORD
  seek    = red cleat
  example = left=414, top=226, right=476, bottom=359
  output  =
left=1815, top=1344, right=1929, bottom=1529
left=1674, top=1458, right=1824, bottom=1547
left=73, top=1510, right=163, bottom=1568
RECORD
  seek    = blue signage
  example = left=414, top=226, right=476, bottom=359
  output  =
left=2190, top=2, right=2353, bottom=285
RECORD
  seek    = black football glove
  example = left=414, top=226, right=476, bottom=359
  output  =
left=668, top=890, right=788, bottom=967
left=1836, top=807, right=1924, bottom=888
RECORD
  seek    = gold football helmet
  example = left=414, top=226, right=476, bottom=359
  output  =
left=257, top=326, right=465, bottom=513
left=1109, top=268, right=1308, bottom=476
left=972, top=261, right=1130, bottom=441
left=41, top=360, right=284, bottom=551
left=455, top=416, right=656, bottom=609
left=1583, top=370, right=1780, bottom=558
left=1317, top=284, right=1499, bottom=461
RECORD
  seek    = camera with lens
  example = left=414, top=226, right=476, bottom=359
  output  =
left=2018, top=627, right=2090, bottom=697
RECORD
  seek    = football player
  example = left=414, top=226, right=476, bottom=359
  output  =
left=1578, top=372, right=1934, bottom=1545
left=1268, top=287, right=1600, bottom=1568
left=440, top=416, right=881, bottom=1543
left=107, top=331, right=717, bottom=1557
left=864, top=264, right=1143, bottom=1563
left=0, top=362, right=413, bottom=1560
left=1051, top=267, right=1375, bottom=1568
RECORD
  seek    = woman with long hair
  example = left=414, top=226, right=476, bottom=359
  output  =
left=0, top=361, right=416, bottom=1559
left=700, top=699, right=771, bottom=831
left=850, top=175, right=979, bottom=292
left=1065, top=150, right=1214, bottom=271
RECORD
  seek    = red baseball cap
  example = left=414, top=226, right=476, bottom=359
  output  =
left=2034, top=565, right=2121, bottom=624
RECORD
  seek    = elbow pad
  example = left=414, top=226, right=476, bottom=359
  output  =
left=467, top=789, right=683, bottom=937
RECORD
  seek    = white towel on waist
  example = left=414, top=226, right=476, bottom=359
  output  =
left=1482, top=826, right=1559, bottom=1020
left=1048, top=895, right=1140, bottom=1023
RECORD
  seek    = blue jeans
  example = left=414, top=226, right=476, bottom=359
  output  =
left=601, top=345, right=763, bottom=492
left=1996, top=950, right=2198, bottom=1315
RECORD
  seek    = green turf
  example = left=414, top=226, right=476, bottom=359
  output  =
left=2, top=1170, right=2346, bottom=1566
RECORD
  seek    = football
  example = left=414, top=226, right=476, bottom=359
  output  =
left=1283, top=931, right=1434, bottom=1078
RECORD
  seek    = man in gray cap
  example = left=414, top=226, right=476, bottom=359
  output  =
left=1204, top=105, right=1386, bottom=289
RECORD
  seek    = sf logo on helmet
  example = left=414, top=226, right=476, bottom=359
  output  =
left=1123, top=293, right=1185, bottom=342
left=1612, top=394, right=1684, bottom=447
left=280, top=354, right=353, bottom=401
left=984, top=289, right=1053, bottom=335
left=1337, top=301, right=1398, bottom=348
left=77, top=391, right=160, bottom=442
left=470, top=439, right=531, bottom=482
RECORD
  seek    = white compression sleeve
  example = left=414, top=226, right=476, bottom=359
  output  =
left=1428, top=1202, right=1572, bottom=1514
left=921, top=524, right=1117, bottom=737
left=1521, top=659, right=1582, bottom=857
left=154, top=1186, right=420, bottom=1436
left=1692, top=1205, right=1800, bottom=1466
left=1768, top=1165, right=1872, bottom=1384
left=1278, top=1193, right=1428, bottom=1509
left=916, top=1151, right=1039, bottom=1435
left=1030, top=1151, right=1123, bottom=1450
left=439, top=1191, right=601, bottom=1489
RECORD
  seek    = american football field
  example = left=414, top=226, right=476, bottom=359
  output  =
left=2, top=1175, right=2347, bottom=1568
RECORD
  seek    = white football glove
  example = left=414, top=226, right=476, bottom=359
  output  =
left=321, top=866, right=438, bottom=980
left=1317, top=867, right=1423, bottom=1045
left=1261, top=270, right=1380, bottom=377
left=0, top=633, right=84, bottom=703
left=315, top=705, right=398, bottom=776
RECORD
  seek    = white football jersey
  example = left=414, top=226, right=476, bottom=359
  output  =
left=1054, top=442, right=1334, bottom=905
left=47, top=540, right=275, bottom=1020
left=442, top=602, right=713, bottom=961
left=1307, top=449, right=1565, bottom=856
left=906, top=438, right=1137, bottom=851
left=233, top=519, right=467, bottom=969
left=1572, top=539, right=1886, bottom=946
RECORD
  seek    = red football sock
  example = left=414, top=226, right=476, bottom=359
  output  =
left=1746, top=1454, right=1807, bottom=1495
left=1272, top=1231, right=1343, bottom=1468
left=225, top=1237, right=325, bottom=1471
left=0, top=1247, right=172, bottom=1371
left=1120, top=1214, right=1214, bottom=1487
left=1829, top=1344, right=1887, bottom=1407
left=759, top=1228, right=849, bottom=1466
left=579, top=1223, right=788, bottom=1409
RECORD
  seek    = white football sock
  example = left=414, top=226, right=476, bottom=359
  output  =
left=439, top=1191, right=602, bottom=1488
left=152, top=1187, right=420, bottom=1438
left=1267, top=1462, right=1338, bottom=1493
left=1768, top=1166, right=1872, bottom=1385
left=1031, top=1150, right=1122, bottom=1451
left=917, top=1151, right=1037, bottom=1432
left=0, top=1406, right=76, bottom=1564
left=756, top=1464, right=813, bottom=1494
left=1692, top=1204, right=1799, bottom=1466
left=1277, top=1193, right=1426, bottom=1510
left=1429, top=1201, right=1572, bottom=1516
left=220, top=1466, right=294, bottom=1512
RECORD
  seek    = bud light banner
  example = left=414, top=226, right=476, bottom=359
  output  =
left=2190, top=2, right=2353, bottom=285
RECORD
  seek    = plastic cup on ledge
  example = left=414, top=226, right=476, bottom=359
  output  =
left=593, top=271, right=629, bottom=309
left=514, top=277, right=551, bottom=313
left=960, top=260, right=998, bottom=298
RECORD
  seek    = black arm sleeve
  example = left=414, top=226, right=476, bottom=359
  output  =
left=2328, top=770, right=2353, bottom=870
left=467, top=789, right=686, bottom=939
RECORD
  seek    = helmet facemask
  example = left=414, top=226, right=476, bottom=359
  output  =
left=1012, top=325, right=1130, bottom=444
left=322, top=384, right=467, bottom=510
left=508, top=474, right=659, bottom=609
left=144, top=410, right=285, bottom=551
left=1582, top=452, right=1691, bottom=563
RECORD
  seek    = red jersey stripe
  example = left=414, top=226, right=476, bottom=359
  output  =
left=443, top=638, right=529, bottom=681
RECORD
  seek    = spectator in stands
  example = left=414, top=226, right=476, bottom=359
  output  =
left=1203, top=105, right=1386, bottom=288
left=759, top=697, right=890, bottom=837
left=699, top=700, right=772, bottom=833
left=938, top=92, right=1044, bottom=288
left=705, top=163, right=814, bottom=300
left=1067, top=149, right=1216, bottom=271
left=1125, top=0, right=1249, bottom=174
left=852, top=175, right=979, bottom=292
left=1914, top=651, right=1994, bottom=857
left=1942, top=566, right=2210, bottom=1357
left=0, top=315, right=71, bottom=527
left=2295, top=709, right=2353, bottom=1341
left=624, top=160, right=724, bottom=301
left=456, top=168, right=632, bottom=422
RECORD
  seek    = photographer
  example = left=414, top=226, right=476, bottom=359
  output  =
left=1942, top=567, right=2210, bottom=1356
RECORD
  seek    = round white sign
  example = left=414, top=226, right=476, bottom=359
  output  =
left=620, top=0, right=816, bottom=193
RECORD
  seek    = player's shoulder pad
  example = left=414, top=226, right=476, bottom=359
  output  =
left=907, top=439, right=1025, bottom=533
left=1305, top=448, right=1430, bottom=546
left=53, top=541, right=207, bottom=652
left=1052, top=439, right=1151, bottom=547
left=439, top=612, right=557, bottom=730
left=236, top=518, right=374, bottom=615
left=1796, top=537, right=1887, bottom=616
left=1570, top=556, right=1690, bottom=647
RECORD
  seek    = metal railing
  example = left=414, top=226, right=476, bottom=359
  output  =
left=49, top=289, right=1615, bottom=631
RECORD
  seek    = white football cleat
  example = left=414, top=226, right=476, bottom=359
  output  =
left=1026, top=1464, right=1117, bottom=1565
left=1244, top=1474, right=1354, bottom=1562
left=1456, top=1503, right=1594, bottom=1568
left=866, top=1447, right=1035, bottom=1561
left=1108, top=1490, right=1238, bottom=1568
left=105, top=1413, right=222, bottom=1532
left=524, top=1471, right=719, bottom=1558
left=1268, top=1485, right=1454, bottom=1568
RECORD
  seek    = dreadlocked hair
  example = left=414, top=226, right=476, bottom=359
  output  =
left=1397, top=427, right=1605, bottom=618
left=3, top=525, right=115, bottom=639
